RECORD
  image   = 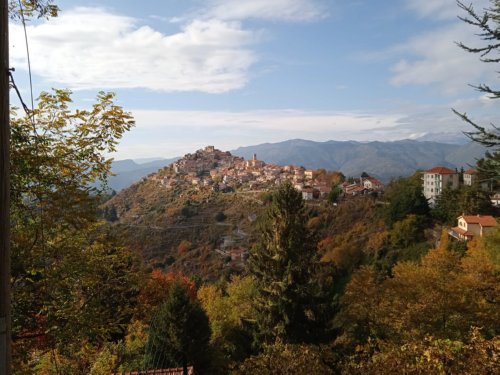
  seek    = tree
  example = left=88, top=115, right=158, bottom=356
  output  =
left=328, top=184, right=343, bottom=204
left=214, top=211, right=227, bottom=222
left=10, top=90, right=137, bottom=371
left=389, top=214, right=425, bottom=248
left=454, top=1, right=500, bottom=183
left=433, top=185, right=493, bottom=224
left=384, top=174, right=429, bottom=227
left=338, top=241, right=499, bottom=347
left=248, top=181, right=335, bottom=344
left=9, top=0, right=58, bottom=20
left=144, top=282, right=211, bottom=373
left=197, top=276, right=258, bottom=369
left=341, top=328, right=499, bottom=375
left=137, top=270, right=196, bottom=320
left=238, top=342, right=332, bottom=375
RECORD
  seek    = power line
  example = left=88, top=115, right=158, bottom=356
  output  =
left=17, top=0, right=35, bottom=114
left=8, top=70, right=30, bottom=116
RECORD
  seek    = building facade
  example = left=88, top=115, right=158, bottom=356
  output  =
left=423, top=166, right=459, bottom=205
left=449, top=215, right=498, bottom=241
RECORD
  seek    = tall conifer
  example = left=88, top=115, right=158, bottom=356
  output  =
left=249, top=181, right=335, bottom=344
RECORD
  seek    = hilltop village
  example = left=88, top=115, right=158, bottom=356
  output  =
left=114, top=145, right=499, bottom=273
left=147, top=145, right=383, bottom=199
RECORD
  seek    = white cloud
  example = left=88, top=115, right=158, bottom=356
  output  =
left=111, top=108, right=405, bottom=158
left=10, top=7, right=258, bottom=93
left=130, top=108, right=402, bottom=132
left=110, top=95, right=500, bottom=159
left=203, top=0, right=328, bottom=22
left=405, top=0, right=490, bottom=20
left=390, top=22, right=496, bottom=94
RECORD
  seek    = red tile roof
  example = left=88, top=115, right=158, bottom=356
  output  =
left=112, top=367, right=194, bottom=375
left=451, top=226, right=473, bottom=237
left=460, top=215, right=498, bottom=227
left=464, top=168, right=477, bottom=175
left=364, top=177, right=383, bottom=186
left=425, top=166, right=457, bottom=174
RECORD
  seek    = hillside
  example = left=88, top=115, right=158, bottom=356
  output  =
left=105, top=147, right=270, bottom=279
left=104, top=141, right=492, bottom=279
left=104, top=146, right=346, bottom=279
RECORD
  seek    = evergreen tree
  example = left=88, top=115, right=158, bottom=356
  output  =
left=249, top=181, right=335, bottom=344
left=454, top=1, right=500, bottom=184
left=384, top=175, right=430, bottom=227
left=144, top=282, right=211, bottom=373
left=328, top=184, right=343, bottom=204
left=433, top=185, right=493, bottom=224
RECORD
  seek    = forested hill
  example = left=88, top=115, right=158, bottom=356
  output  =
left=232, top=139, right=486, bottom=181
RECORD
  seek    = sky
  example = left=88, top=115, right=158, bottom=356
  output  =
left=9, top=0, right=500, bottom=160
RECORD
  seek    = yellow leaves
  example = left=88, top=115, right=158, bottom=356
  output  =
left=340, top=237, right=499, bottom=346
left=307, top=216, right=321, bottom=230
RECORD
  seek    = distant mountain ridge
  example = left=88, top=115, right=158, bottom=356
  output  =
left=231, top=139, right=486, bottom=181
left=107, top=139, right=486, bottom=191
left=107, top=157, right=178, bottom=191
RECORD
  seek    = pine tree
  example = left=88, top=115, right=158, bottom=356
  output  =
left=144, top=282, right=211, bottom=373
left=249, top=181, right=335, bottom=344
left=454, top=1, right=500, bottom=183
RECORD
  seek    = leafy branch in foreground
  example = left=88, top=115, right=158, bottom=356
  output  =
left=11, top=90, right=138, bottom=372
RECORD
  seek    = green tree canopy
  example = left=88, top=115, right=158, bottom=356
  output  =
left=249, top=181, right=336, bottom=345
left=384, top=174, right=430, bottom=227
left=433, top=185, right=493, bottom=224
left=144, top=282, right=211, bottom=373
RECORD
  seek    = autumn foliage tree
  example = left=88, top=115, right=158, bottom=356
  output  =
left=137, top=270, right=196, bottom=320
left=10, top=90, right=138, bottom=372
left=337, top=228, right=500, bottom=358
left=197, top=276, right=259, bottom=370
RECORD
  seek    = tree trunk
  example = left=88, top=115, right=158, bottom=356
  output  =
left=0, top=0, right=11, bottom=373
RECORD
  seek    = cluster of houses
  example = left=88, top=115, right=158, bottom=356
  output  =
left=149, top=146, right=385, bottom=201
left=423, top=166, right=498, bottom=242
left=422, top=166, right=493, bottom=205
left=340, top=176, right=384, bottom=197
left=152, top=152, right=500, bottom=244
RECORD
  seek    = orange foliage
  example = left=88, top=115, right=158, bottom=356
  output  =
left=307, top=216, right=322, bottom=230
left=138, top=270, right=197, bottom=315
left=318, top=236, right=334, bottom=256
left=177, top=239, right=192, bottom=254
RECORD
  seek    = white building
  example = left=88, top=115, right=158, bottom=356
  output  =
left=449, top=215, right=497, bottom=241
left=423, top=166, right=459, bottom=205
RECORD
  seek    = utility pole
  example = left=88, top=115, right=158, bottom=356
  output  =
left=0, top=0, right=11, bottom=372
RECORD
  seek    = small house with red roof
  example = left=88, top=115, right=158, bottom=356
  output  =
left=449, top=214, right=497, bottom=241
left=423, top=166, right=459, bottom=205
left=362, top=176, right=384, bottom=190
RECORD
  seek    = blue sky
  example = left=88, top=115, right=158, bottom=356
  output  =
left=9, top=0, right=500, bottom=159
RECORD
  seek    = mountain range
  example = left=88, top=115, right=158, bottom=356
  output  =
left=107, top=157, right=178, bottom=192
left=107, top=139, right=487, bottom=191
left=231, top=139, right=487, bottom=181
